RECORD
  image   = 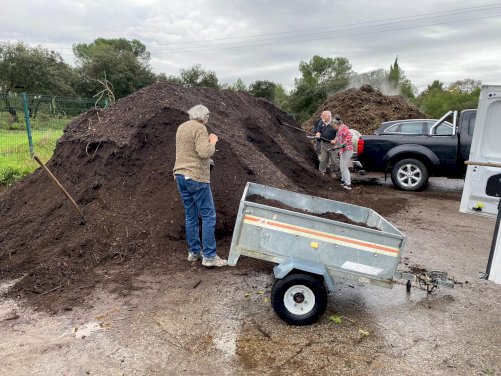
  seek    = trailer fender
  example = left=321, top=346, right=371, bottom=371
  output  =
left=273, top=257, right=335, bottom=292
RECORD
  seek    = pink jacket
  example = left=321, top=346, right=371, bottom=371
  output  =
left=337, top=124, right=353, bottom=152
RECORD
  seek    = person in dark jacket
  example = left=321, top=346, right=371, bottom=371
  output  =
left=313, top=117, right=323, bottom=156
left=315, top=111, right=339, bottom=177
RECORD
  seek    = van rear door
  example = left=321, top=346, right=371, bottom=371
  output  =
left=460, top=85, right=501, bottom=284
left=460, top=85, right=501, bottom=217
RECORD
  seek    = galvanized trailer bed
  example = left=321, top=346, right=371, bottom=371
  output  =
left=228, top=182, right=453, bottom=325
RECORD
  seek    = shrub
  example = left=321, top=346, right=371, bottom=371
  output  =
left=0, top=165, right=32, bottom=186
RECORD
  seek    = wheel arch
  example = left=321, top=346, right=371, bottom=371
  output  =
left=273, top=257, right=335, bottom=292
left=384, top=145, right=439, bottom=173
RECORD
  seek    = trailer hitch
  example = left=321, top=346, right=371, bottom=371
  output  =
left=395, top=270, right=455, bottom=293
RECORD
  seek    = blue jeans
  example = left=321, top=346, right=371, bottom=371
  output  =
left=175, top=175, right=217, bottom=259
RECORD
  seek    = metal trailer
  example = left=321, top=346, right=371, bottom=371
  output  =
left=228, top=182, right=454, bottom=325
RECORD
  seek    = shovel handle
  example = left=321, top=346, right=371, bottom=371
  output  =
left=34, top=155, right=85, bottom=224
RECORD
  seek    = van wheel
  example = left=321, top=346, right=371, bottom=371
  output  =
left=391, top=158, right=429, bottom=191
left=271, top=274, right=327, bottom=325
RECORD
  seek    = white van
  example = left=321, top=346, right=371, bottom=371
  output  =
left=460, top=85, right=501, bottom=284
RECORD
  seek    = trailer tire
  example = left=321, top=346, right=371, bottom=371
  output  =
left=271, top=273, right=327, bottom=325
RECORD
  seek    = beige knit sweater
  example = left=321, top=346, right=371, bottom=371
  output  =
left=173, top=120, right=215, bottom=183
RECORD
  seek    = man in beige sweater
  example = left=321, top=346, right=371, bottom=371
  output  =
left=173, top=104, right=227, bottom=267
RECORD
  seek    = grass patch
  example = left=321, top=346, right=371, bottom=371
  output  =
left=0, top=112, right=73, bottom=131
left=0, top=129, right=63, bottom=186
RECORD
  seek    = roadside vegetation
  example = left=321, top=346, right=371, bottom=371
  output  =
left=1, top=39, right=482, bottom=122
left=0, top=113, right=65, bottom=185
left=0, top=38, right=483, bottom=185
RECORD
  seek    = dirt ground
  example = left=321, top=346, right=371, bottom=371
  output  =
left=1, top=175, right=500, bottom=376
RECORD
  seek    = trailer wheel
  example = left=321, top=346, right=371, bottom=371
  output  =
left=271, top=274, right=327, bottom=325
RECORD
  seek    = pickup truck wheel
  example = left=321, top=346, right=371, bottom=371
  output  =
left=271, top=274, right=327, bottom=325
left=391, top=158, right=429, bottom=191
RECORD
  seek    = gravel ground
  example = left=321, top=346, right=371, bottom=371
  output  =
left=1, top=177, right=500, bottom=376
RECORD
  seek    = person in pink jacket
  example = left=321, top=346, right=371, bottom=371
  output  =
left=333, top=116, right=354, bottom=190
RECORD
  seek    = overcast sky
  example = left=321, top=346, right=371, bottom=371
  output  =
left=1, top=0, right=501, bottom=92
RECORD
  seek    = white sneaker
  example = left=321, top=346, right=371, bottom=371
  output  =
left=343, top=184, right=352, bottom=190
left=202, top=255, right=228, bottom=267
left=187, top=252, right=202, bottom=262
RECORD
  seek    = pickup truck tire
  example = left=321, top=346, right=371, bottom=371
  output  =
left=391, top=158, right=429, bottom=191
left=271, top=273, right=327, bottom=325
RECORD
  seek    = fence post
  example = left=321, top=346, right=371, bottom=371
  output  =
left=21, top=92, right=35, bottom=156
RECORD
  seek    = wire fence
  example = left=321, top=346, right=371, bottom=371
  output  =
left=0, top=93, right=107, bottom=185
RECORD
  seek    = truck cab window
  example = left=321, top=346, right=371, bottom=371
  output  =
left=399, top=121, right=425, bottom=134
left=431, top=121, right=454, bottom=136
left=435, top=123, right=453, bottom=135
left=468, top=113, right=477, bottom=136
left=384, top=123, right=400, bottom=133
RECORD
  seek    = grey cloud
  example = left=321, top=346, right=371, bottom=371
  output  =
left=1, top=0, right=500, bottom=92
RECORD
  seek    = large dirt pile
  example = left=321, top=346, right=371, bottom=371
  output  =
left=0, top=82, right=407, bottom=311
left=0, top=82, right=320, bottom=308
left=305, top=85, right=427, bottom=134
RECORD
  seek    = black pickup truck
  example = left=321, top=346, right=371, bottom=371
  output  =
left=356, top=109, right=477, bottom=191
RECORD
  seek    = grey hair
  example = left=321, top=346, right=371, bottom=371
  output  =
left=188, top=104, right=210, bottom=121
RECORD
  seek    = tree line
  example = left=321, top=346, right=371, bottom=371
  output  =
left=0, top=38, right=482, bottom=122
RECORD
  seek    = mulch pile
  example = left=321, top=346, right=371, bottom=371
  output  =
left=304, top=85, right=427, bottom=134
left=0, top=82, right=406, bottom=311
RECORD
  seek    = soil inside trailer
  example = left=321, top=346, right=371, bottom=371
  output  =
left=246, top=195, right=380, bottom=230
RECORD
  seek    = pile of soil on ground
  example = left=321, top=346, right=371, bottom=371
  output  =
left=304, top=85, right=427, bottom=134
left=246, top=195, right=380, bottom=230
left=0, top=82, right=407, bottom=311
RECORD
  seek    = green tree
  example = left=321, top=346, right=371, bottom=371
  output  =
left=0, top=41, right=76, bottom=119
left=178, top=64, right=219, bottom=88
left=229, top=78, right=247, bottom=92
left=414, top=79, right=481, bottom=118
left=73, top=38, right=156, bottom=99
left=0, top=41, right=75, bottom=95
left=448, top=79, right=481, bottom=94
left=289, top=55, right=352, bottom=122
left=388, top=57, right=415, bottom=99
left=157, top=72, right=183, bottom=85
left=298, top=55, right=352, bottom=91
left=249, top=80, right=277, bottom=101
left=426, top=79, right=445, bottom=92
left=273, top=84, right=290, bottom=112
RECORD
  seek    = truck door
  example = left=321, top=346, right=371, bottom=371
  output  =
left=460, top=85, right=501, bottom=284
left=459, top=111, right=477, bottom=163
left=428, top=112, right=461, bottom=175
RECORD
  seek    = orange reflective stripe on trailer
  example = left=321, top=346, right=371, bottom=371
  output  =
left=243, top=215, right=400, bottom=257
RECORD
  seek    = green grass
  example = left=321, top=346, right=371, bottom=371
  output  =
left=0, top=129, right=63, bottom=185
left=0, top=112, right=72, bottom=131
